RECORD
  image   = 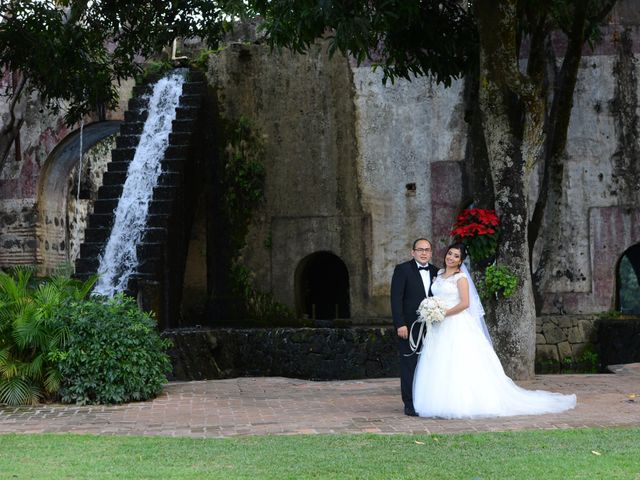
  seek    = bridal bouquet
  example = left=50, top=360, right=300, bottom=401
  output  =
left=408, top=297, right=447, bottom=355
left=416, top=297, right=447, bottom=325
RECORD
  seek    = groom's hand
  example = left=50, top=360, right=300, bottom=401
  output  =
left=397, top=326, right=408, bottom=339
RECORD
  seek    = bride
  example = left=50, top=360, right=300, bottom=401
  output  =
left=412, top=243, right=576, bottom=418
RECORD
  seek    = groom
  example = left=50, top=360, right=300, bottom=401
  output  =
left=390, top=238, right=438, bottom=416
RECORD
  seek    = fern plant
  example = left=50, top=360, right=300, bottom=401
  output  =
left=0, top=267, right=96, bottom=405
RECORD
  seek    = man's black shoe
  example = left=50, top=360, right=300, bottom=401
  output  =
left=404, top=407, right=418, bottom=417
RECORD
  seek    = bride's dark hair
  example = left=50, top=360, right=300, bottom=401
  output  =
left=444, top=243, right=467, bottom=272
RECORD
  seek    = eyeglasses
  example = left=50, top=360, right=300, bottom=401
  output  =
left=413, top=248, right=431, bottom=253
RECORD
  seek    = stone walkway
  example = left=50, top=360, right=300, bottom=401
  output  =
left=0, top=371, right=639, bottom=438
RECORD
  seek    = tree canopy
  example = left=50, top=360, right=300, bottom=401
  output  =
left=0, top=0, right=243, bottom=123
left=250, top=0, right=477, bottom=85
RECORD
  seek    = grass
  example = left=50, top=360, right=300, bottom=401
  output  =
left=0, top=428, right=639, bottom=479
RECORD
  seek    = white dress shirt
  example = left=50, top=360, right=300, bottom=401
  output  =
left=416, top=261, right=431, bottom=295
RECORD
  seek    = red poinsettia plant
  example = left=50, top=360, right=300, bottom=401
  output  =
left=450, top=208, right=500, bottom=261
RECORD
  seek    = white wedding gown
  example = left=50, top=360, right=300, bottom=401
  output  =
left=413, top=271, right=576, bottom=419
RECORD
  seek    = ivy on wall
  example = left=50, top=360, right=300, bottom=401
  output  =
left=212, top=116, right=296, bottom=325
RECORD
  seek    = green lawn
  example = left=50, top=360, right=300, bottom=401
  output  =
left=1, top=428, right=639, bottom=479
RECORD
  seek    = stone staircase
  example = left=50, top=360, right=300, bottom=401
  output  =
left=75, top=69, right=206, bottom=328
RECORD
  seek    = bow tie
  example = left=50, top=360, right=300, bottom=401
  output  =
left=418, top=266, right=429, bottom=271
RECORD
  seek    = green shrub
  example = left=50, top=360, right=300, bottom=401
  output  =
left=480, top=264, right=518, bottom=301
left=0, top=267, right=95, bottom=405
left=55, top=294, right=172, bottom=405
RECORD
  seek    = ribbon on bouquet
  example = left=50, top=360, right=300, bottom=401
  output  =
left=405, top=317, right=431, bottom=356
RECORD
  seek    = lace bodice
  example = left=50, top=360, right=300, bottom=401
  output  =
left=431, top=271, right=467, bottom=308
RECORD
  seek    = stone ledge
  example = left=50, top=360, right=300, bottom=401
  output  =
left=164, top=326, right=400, bottom=381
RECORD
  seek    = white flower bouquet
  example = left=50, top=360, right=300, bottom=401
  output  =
left=408, top=297, right=447, bottom=355
left=417, top=296, right=447, bottom=325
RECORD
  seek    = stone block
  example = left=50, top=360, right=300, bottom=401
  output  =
left=536, top=344, right=559, bottom=363
left=577, top=319, right=598, bottom=342
left=558, top=341, right=573, bottom=361
left=558, top=317, right=575, bottom=329
left=536, top=334, right=546, bottom=345
left=568, top=326, right=583, bottom=343
left=542, top=322, right=566, bottom=344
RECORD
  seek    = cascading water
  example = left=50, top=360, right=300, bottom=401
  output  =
left=93, top=69, right=187, bottom=297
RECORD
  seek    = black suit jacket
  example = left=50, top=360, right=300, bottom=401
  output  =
left=390, top=260, right=439, bottom=330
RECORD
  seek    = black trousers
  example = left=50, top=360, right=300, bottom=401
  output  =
left=397, top=323, right=421, bottom=408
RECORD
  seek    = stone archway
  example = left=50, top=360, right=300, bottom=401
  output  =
left=617, top=244, right=640, bottom=314
left=36, top=122, right=120, bottom=274
left=295, top=251, right=351, bottom=320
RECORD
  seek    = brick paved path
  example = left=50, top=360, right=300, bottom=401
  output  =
left=0, top=373, right=638, bottom=438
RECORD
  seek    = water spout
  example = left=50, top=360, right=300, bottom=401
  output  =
left=93, top=70, right=187, bottom=297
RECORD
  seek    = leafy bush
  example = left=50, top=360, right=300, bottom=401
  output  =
left=55, top=293, right=172, bottom=405
left=480, top=264, right=518, bottom=301
left=0, top=267, right=95, bottom=406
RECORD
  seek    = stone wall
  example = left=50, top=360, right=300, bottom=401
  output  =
left=0, top=77, right=133, bottom=272
left=166, top=326, right=399, bottom=380
left=166, top=316, right=608, bottom=380
left=598, top=317, right=640, bottom=366
left=535, top=315, right=600, bottom=372
left=200, top=16, right=640, bottom=322
left=206, top=43, right=372, bottom=319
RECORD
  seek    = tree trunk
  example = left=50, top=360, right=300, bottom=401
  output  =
left=475, top=0, right=536, bottom=379
left=530, top=2, right=589, bottom=309
left=463, top=65, right=494, bottom=209
left=0, top=73, right=26, bottom=169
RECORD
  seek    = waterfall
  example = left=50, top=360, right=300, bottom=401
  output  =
left=93, top=70, right=187, bottom=297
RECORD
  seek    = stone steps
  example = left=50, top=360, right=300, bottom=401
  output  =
left=75, top=69, right=206, bottom=308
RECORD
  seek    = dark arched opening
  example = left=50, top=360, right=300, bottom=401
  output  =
left=617, top=244, right=640, bottom=314
left=295, top=252, right=350, bottom=320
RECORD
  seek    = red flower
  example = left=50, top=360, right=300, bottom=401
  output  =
left=450, top=209, right=500, bottom=238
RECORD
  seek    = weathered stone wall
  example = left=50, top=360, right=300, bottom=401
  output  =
left=536, top=22, right=640, bottom=314
left=205, top=43, right=467, bottom=321
left=36, top=128, right=117, bottom=273
left=207, top=43, right=372, bottom=318
left=166, top=326, right=398, bottom=380
left=203, top=22, right=640, bottom=321
left=0, top=77, right=133, bottom=271
left=165, top=316, right=604, bottom=380
left=351, top=69, right=467, bottom=313
left=535, top=315, right=600, bottom=367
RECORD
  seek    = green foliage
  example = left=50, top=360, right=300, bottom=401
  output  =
left=0, top=266, right=96, bottom=406
left=221, top=116, right=266, bottom=223
left=249, top=0, right=477, bottom=85
left=599, top=309, right=622, bottom=319
left=0, top=0, right=247, bottom=124
left=135, top=60, right=174, bottom=85
left=191, top=48, right=223, bottom=70
left=537, top=345, right=600, bottom=374
left=480, top=264, right=518, bottom=301
left=54, top=293, right=172, bottom=405
left=577, top=348, right=600, bottom=373
left=211, top=116, right=296, bottom=325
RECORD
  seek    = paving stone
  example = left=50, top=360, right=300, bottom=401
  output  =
left=0, top=374, right=639, bottom=437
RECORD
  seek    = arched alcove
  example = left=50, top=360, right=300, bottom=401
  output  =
left=295, top=251, right=351, bottom=320
left=36, top=121, right=120, bottom=273
left=617, top=244, right=640, bottom=314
